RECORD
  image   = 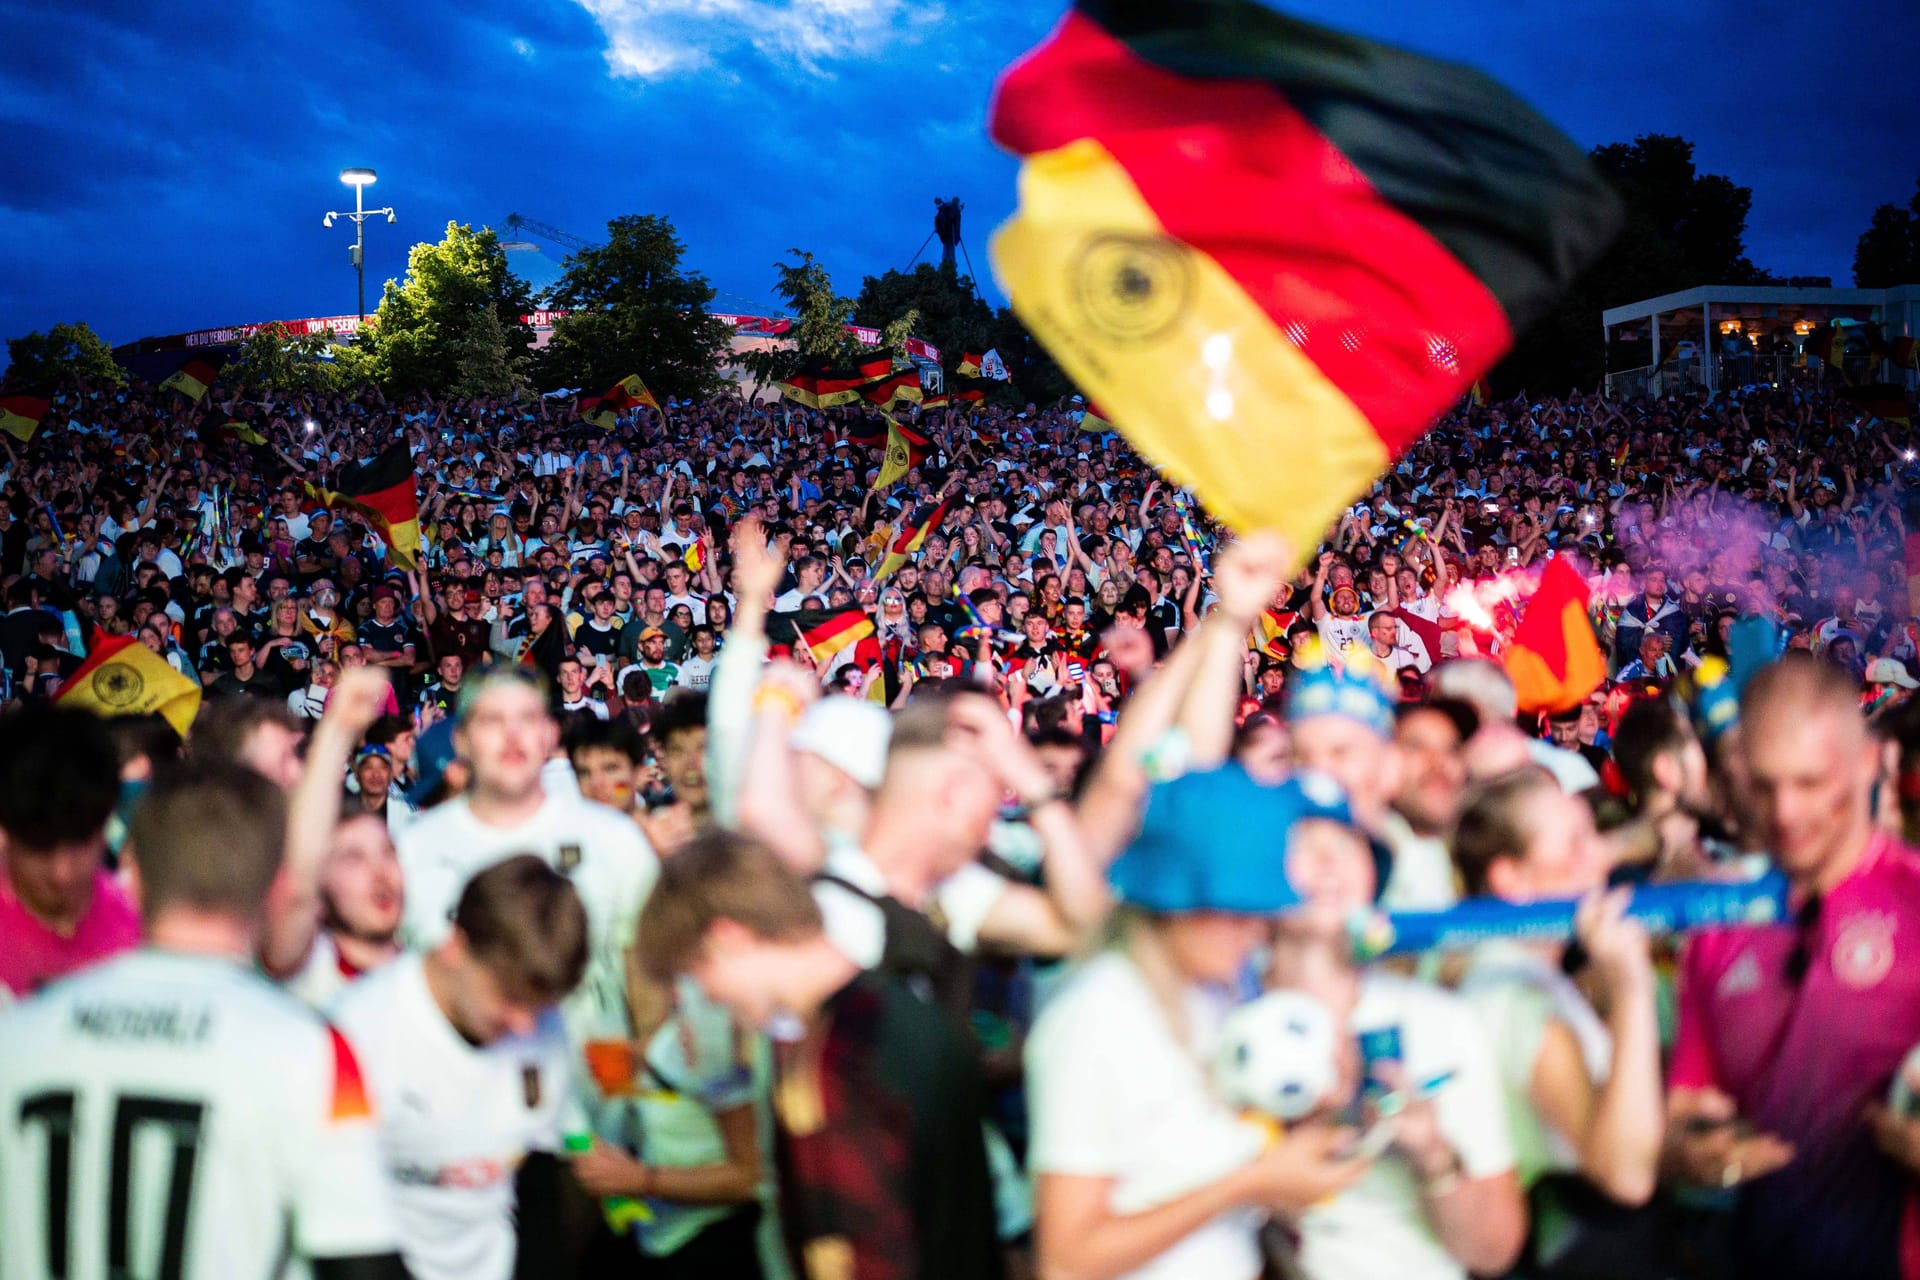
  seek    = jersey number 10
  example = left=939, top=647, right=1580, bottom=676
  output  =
left=18, top=1091, right=206, bottom=1280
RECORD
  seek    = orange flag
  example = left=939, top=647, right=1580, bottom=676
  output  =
left=1505, top=556, right=1607, bottom=715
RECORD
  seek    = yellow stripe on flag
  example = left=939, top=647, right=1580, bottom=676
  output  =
left=876, top=415, right=914, bottom=489
left=57, top=636, right=202, bottom=740
left=991, top=139, right=1386, bottom=553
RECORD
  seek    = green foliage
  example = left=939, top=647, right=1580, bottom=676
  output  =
left=1853, top=180, right=1920, bottom=287
left=1496, top=134, right=1773, bottom=394
left=537, top=214, right=732, bottom=401
left=230, top=322, right=372, bottom=394
left=853, top=262, right=993, bottom=365
left=772, top=250, right=863, bottom=363
left=4, top=321, right=126, bottom=390
left=357, top=221, right=534, bottom=392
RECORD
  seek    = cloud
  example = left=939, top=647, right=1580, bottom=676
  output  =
left=511, top=36, right=537, bottom=58
left=571, top=0, right=941, bottom=81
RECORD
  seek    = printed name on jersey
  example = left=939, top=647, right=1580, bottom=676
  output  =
left=391, top=1153, right=524, bottom=1190
left=70, top=999, right=214, bottom=1043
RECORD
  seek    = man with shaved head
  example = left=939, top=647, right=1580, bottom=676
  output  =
left=1664, top=655, right=1920, bottom=1280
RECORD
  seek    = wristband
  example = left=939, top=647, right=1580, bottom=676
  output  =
left=751, top=684, right=804, bottom=721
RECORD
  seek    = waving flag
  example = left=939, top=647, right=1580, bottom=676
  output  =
left=1469, top=377, right=1490, bottom=407
left=57, top=633, right=202, bottom=739
left=768, top=605, right=875, bottom=663
left=957, top=352, right=984, bottom=377
left=921, top=389, right=952, bottom=411
left=858, top=363, right=926, bottom=410
left=0, top=395, right=49, bottom=442
left=777, top=356, right=893, bottom=409
left=1838, top=382, right=1913, bottom=426
left=160, top=353, right=227, bottom=403
left=875, top=415, right=933, bottom=488
left=1504, top=555, right=1607, bottom=715
left=683, top=538, right=708, bottom=573
left=875, top=497, right=952, bottom=581
left=303, top=439, right=420, bottom=569
left=578, top=374, right=659, bottom=430
left=987, top=0, right=1619, bottom=550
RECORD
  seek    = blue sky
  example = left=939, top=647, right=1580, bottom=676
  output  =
left=3, top=0, right=1916, bottom=350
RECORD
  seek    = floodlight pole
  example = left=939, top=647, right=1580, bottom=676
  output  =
left=325, top=169, right=395, bottom=324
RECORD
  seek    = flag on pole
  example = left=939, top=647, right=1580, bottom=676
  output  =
left=957, top=352, right=984, bottom=376
left=875, top=497, right=953, bottom=580
left=858, top=364, right=926, bottom=409
left=921, top=390, right=952, bottom=410
left=0, top=395, right=49, bottom=442
left=875, top=415, right=932, bottom=488
left=302, top=439, right=421, bottom=570
left=1469, top=377, right=1490, bottom=407
left=986, top=1, right=1619, bottom=550
left=767, top=605, right=876, bottom=663
left=981, top=348, right=1012, bottom=380
left=1504, top=556, right=1607, bottom=714
left=57, top=633, right=202, bottom=739
left=159, top=353, right=227, bottom=402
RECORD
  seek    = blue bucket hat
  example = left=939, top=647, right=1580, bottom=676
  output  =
left=1110, top=765, right=1374, bottom=914
left=1285, top=640, right=1397, bottom=739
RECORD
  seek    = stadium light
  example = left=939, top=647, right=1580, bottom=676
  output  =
left=322, top=167, right=396, bottom=323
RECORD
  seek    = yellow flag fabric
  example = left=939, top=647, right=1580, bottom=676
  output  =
left=57, top=634, right=203, bottom=740
left=876, top=415, right=915, bottom=489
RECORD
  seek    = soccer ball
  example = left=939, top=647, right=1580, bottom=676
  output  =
left=1213, top=990, right=1339, bottom=1122
left=1889, top=1043, right=1920, bottom=1116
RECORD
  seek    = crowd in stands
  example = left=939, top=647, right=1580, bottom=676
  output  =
left=4, top=360, right=1920, bottom=1280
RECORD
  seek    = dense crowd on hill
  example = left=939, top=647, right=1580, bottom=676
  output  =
left=4, top=361, right=1920, bottom=1280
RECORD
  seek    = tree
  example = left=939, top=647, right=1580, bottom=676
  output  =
left=1853, top=180, right=1920, bottom=287
left=357, top=222, right=534, bottom=392
left=536, top=214, right=733, bottom=401
left=773, top=250, right=863, bottom=363
left=229, top=322, right=372, bottom=394
left=853, top=262, right=994, bottom=366
left=4, top=321, right=125, bottom=390
left=1496, top=134, right=1773, bottom=393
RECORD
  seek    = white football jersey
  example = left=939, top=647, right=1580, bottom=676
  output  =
left=330, top=955, right=570, bottom=1280
left=0, top=949, right=398, bottom=1280
left=396, top=792, right=657, bottom=1040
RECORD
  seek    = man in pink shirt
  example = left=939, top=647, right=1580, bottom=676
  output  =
left=1667, top=656, right=1920, bottom=1279
left=0, top=706, right=141, bottom=999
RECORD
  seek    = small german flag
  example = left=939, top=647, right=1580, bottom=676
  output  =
left=1613, top=438, right=1630, bottom=470
left=303, top=439, right=421, bottom=569
left=684, top=539, right=707, bottom=573
left=1080, top=401, right=1118, bottom=432
left=1469, top=378, right=1490, bottom=407
left=950, top=378, right=986, bottom=404
left=987, top=1, right=1619, bottom=548
left=876, top=415, right=933, bottom=488
left=957, top=352, right=984, bottom=376
left=1805, top=323, right=1848, bottom=374
left=858, top=364, right=925, bottom=409
left=875, top=497, right=952, bottom=580
left=1838, top=382, right=1913, bottom=426
left=57, top=630, right=203, bottom=739
left=0, top=394, right=49, bottom=442
left=219, top=420, right=268, bottom=446
left=160, top=353, right=226, bottom=403
left=579, top=374, right=659, bottom=430
left=1504, top=555, right=1607, bottom=715
left=920, top=389, right=952, bottom=410
left=768, top=604, right=875, bottom=663
left=777, top=355, right=894, bottom=408
left=1249, top=606, right=1295, bottom=660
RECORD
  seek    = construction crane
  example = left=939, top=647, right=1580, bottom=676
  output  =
left=504, top=213, right=594, bottom=253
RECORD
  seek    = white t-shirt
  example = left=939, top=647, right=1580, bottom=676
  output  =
left=0, top=949, right=399, bottom=1280
left=396, top=792, right=658, bottom=1041
left=1296, top=974, right=1515, bottom=1280
left=1316, top=614, right=1371, bottom=659
left=331, top=955, right=570, bottom=1280
left=1025, top=950, right=1264, bottom=1280
left=675, top=655, right=717, bottom=691
left=814, top=842, right=1011, bottom=964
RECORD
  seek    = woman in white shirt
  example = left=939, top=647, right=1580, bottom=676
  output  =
left=1450, top=767, right=1663, bottom=1206
left=1025, top=765, right=1369, bottom=1280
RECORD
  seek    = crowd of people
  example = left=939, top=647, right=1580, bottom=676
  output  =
left=3, top=360, right=1920, bottom=1280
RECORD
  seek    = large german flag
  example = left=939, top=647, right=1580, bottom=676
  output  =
left=949, top=376, right=986, bottom=404
left=920, top=389, right=952, bottom=411
left=875, top=497, right=952, bottom=581
left=876, top=414, right=933, bottom=488
left=578, top=374, right=660, bottom=429
left=303, top=439, right=420, bottom=569
left=776, top=355, right=893, bottom=408
left=841, top=415, right=887, bottom=450
left=987, top=1, right=1619, bottom=551
left=1839, top=382, right=1913, bottom=425
left=1504, top=555, right=1606, bottom=714
left=858, top=363, right=925, bottom=409
left=0, top=395, right=49, bottom=442
left=159, top=353, right=227, bottom=402
left=768, top=604, right=875, bottom=663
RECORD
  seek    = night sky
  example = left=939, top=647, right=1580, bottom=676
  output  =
left=4, top=0, right=1917, bottom=353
